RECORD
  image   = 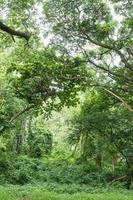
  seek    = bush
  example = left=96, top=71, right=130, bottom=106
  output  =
left=7, top=156, right=36, bottom=184
left=0, top=153, right=128, bottom=186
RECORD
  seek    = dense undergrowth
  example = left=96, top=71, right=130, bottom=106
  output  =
left=0, top=153, right=128, bottom=187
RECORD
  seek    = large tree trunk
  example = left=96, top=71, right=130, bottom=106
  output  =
left=126, top=164, right=133, bottom=189
left=15, top=119, right=26, bottom=154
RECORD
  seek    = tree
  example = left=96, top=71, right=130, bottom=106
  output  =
left=27, top=117, right=53, bottom=158
left=7, top=47, right=90, bottom=117
left=69, top=89, right=133, bottom=188
left=0, top=0, right=94, bottom=132
left=44, top=0, right=133, bottom=107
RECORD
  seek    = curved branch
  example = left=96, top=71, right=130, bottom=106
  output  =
left=9, top=104, right=35, bottom=123
left=0, top=104, right=34, bottom=135
left=102, top=87, right=133, bottom=111
left=0, top=21, right=30, bottom=40
left=80, top=31, right=133, bottom=72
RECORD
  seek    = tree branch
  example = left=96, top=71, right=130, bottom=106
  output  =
left=81, top=57, right=133, bottom=84
left=9, top=104, right=35, bottom=123
left=0, top=21, right=30, bottom=40
left=102, top=87, right=133, bottom=111
left=0, top=104, right=34, bottom=135
left=80, top=31, right=133, bottom=72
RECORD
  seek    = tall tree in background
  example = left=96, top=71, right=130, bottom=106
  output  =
left=69, top=89, right=133, bottom=189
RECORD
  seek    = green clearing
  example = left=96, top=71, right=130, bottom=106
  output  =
left=0, top=185, right=132, bottom=200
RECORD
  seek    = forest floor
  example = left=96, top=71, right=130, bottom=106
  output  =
left=0, top=184, right=132, bottom=200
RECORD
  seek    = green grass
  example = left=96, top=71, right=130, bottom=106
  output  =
left=0, top=185, right=132, bottom=200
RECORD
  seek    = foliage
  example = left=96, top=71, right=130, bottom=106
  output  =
left=28, top=127, right=53, bottom=158
left=7, top=48, right=90, bottom=111
left=69, top=89, right=133, bottom=188
left=0, top=185, right=133, bottom=200
left=44, top=0, right=133, bottom=107
left=0, top=0, right=132, bottom=195
left=0, top=152, right=129, bottom=186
